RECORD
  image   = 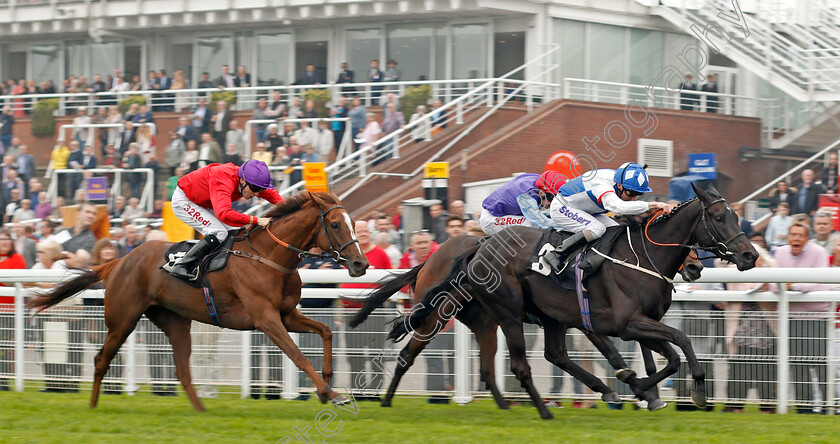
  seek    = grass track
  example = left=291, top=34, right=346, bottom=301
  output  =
left=1, top=390, right=837, bottom=443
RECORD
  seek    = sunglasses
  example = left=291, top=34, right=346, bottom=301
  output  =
left=248, top=183, right=265, bottom=193
left=623, top=189, right=643, bottom=198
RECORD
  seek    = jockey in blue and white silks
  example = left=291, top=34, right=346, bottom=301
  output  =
left=479, top=171, right=566, bottom=236
left=543, top=162, right=674, bottom=270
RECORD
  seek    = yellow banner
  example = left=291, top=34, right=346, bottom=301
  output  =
left=304, top=162, right=329, bottom=193
left=161, top=202, right=195, bottom=242
left=424, top=162, right=449, bottom=179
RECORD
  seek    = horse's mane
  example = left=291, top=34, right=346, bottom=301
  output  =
left=644, top=197, right=698, bottom=227
left=263, top=191, right=339, bottom=219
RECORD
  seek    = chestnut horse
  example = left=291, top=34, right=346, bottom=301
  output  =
left=29, top=191, right=369, bottom=410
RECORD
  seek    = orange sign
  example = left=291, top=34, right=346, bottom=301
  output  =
left=304, top=162, right=329, bottom=193
left=544, top=150, right=579, bottom=180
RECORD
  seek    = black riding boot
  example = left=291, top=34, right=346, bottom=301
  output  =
left=163, top=234, right=222, bottom=280
left=544, top=232, right=588, bottom=273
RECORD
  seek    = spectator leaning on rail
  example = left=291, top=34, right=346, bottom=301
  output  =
left=544, top=163, right=674, bottom=271
left=163, top=160, right=282, bottom=280
left=768, top=222, right=830, bottom=414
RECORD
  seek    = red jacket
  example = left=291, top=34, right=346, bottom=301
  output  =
left=0, top=253, right=26, bottom=306
left=178, top=163, right=283, bottom=227
left=340, top=246, right=392, bottom=308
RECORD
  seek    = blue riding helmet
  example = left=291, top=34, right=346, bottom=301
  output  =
left=613, top=162, right=653, bottom=193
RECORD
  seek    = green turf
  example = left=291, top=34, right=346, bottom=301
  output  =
left=1, top=390, right=837, bottom=443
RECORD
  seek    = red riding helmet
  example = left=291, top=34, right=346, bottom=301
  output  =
left=536, top=170, right=566, bottom=196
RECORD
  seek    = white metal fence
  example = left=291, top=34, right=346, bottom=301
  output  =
left=1, top=267, right=840, bottom=414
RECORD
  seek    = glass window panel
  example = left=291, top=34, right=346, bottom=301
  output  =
left=197, top=35, right=233, bottom=79
left=90, top=41, right=121, bottom=80
left=629, top=28, right=664, bottom=102
left=588, top=23, right=626, bottom=104
left=31, top=44, right=61, bottom=84
left=347, top=29, right=381, bottom=77
left=64, top=41, right=86, bottom=79
left=235, top=32, right=252, bottom=71
left=451, top=24, right=488, bottom=79
left=435, top=25, right=447, bottom=80
left=257, top=33, right=292, bottom=86
left=387, top=24, right=432, bottom=82
left=664, top=32, right=697, bottom=89
left=553, top=19, right=584, bottom=83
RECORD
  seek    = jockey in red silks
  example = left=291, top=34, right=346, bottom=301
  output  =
left=163, top=159, right=283, bottom=280
left=478, top=170, right=566, bottom=236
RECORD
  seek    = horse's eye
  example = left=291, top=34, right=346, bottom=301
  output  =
left=715, top=215, right=724, bottom=222
left=331, top=222, right=339, bottom=230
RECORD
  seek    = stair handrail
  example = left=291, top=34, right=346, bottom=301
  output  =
left=737, top=136, right=840, bottom=204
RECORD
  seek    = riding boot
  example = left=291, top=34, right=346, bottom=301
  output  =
left=163, top=234, right=222, bottom=280
left=544, top=232, right=588, bottom=273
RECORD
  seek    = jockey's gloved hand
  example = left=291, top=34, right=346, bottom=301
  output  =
left=649, top=201, right=675, bottom=214
left=257, top=217, right=271, bottom=227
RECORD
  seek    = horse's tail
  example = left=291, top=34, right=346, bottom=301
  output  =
left=387, top=244, right=481, bottom=342
left=348, top=263, right=424, bottom=329
left=27, top=259, right=122, bottom=313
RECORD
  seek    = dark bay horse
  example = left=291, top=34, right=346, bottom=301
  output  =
left=29, top=191, right=369, bottom=410
left=350, top=231, right=705, bottom=415
left=384, top=184, right=756, bottom=419
left=455, top=184, right=756, bottom=418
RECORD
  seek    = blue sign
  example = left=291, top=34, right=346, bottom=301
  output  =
left=85, top=177, right=109, bottom=201
left=688, top=153, right=717, bottom=179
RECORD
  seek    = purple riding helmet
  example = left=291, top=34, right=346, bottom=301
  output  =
left=238, top=159, right=275, bottom=189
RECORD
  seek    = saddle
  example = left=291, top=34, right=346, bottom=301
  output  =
left=162, top=234, right=237, bottom=288
left=530, top=225, right=624, bottom=290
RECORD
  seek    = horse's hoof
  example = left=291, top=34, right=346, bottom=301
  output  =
left=647, top=399, right=667, bottom=411
left=381, top=399, right=392, bottom=408
left=615, top=368, right=636, bottom=382
left=540, top=411, right=554, bottom=420
left=317, top=392, right=329, bottom=404
left=691, top=390, right=707, bottom=408
left=330, top=394, right=350, bottom=406
left=601, top=392, right=620, bottom=403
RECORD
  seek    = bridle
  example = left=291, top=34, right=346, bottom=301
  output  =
left=262, top=204, right=360, bottom=262
left=644, top=196, right=748, bottom=263
left=236, top=204, right=359, bottom=264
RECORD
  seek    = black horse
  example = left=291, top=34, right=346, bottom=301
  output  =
left=350, top=226, right=705, bottom=416
left=390, top=184, right=756, bottom=419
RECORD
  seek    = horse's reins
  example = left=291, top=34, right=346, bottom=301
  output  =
left=234, top=204, right=359, bottom=272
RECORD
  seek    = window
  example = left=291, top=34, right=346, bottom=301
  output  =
left=347, top=29, right=381, bottom=77
left=90, top=41, right=121, bottom=80
left=388, top=24, right=433, bottom=82
left=197, top=36, right=233, bottom=79
left=638, top=139, right=673, bottom=177
left=257, top=33, right=292, bottom=86
left=451, top=24, right=488, bottom=79
left=31, top=44, right=61, bottom=84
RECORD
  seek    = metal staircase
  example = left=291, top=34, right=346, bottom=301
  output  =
left=654, top=0, right=840, bottom=101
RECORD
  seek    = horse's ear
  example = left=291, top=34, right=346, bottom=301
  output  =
left=706, top=184, right=722, bottom=198
left=691, top=182, right=710, bottom=202
left=306, top=191, right=321, bottom=206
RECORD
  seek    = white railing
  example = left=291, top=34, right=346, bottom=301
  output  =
left=46, top=168, right=156, bottom=214
left=562, top=77, right=799, bottom=148
left=0, top=79, right=509, bottom=117
left=2, top=267, right=840, bottom=413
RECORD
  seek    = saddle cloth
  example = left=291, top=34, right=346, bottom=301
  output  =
left=529, top=225, right=624, bottom=289
left=162, top=234, right=237, bottom=287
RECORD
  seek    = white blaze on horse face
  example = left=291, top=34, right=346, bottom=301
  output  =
left=343, top=212, right=363, bottom=256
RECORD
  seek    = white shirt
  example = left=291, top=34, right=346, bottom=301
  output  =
left=214, top=112, right=225, bottom=132
left=556, top=169, right=650, bottom=215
